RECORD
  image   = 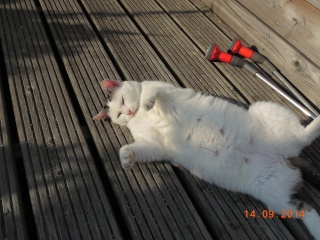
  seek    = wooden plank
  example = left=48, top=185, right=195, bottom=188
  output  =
left=307, top=0, right=320, bottom=10
left=38, top=0, right=212, bottom=239
left=188, top=0, right=241, bottom=40
left=0, top=64, right=28, bottom=239
left=0, top=1, right=122, bottom=239
left=114, top=0, right=248, bottom=102
left=177, top=168, right=294, bottom=240
left=237, top=0, right=320, bottom=69
left=201, top=0, right=320, bottom=109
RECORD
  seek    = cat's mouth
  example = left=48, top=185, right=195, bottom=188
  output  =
left=131, top=107, right=139, bottom=117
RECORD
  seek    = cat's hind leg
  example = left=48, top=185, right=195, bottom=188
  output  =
left=257, top=183, right=320, bottom=240
left=265, top=193, right=320, bottom=240
left=303, top=208, right=320, bottom=240
left=249, top=102, right=320, bottom=149
left=259, top=173, right=320, bottom=240
left=248, top=102, right=313, bottom=157
left=266, top=193, right=320, bottom=240
left=119, top=142, right=167, bottom=169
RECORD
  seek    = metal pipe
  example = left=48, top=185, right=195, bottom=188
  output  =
left=272, top=71, right=319, bottom=117
left=255, top=72, right=317, bottom=119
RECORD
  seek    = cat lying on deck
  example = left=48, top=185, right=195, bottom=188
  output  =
left=93, top=80, right=320, bottom=239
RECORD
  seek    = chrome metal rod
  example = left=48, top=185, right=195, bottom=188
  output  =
left=272, top=71, right=319, bottom=117
left=255, top=72, right=317, bottom=119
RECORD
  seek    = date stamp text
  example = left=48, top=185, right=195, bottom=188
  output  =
left=244, top=209, right=305, bottom=219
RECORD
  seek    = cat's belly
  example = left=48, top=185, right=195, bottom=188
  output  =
left=177, top=146, right=249, bottom=187
left=171, top=136, right=281, bottom=193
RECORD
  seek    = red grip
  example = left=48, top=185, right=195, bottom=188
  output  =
left=208, top=45, right=232, bottom=63
left=229, top=39, right=254, bottom=59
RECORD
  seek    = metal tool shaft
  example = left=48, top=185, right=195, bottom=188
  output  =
left=255, top=72, right=317, bottom=119
left=272, top=71, right=319, bottom=117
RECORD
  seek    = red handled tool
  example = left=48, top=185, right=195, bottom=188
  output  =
left=228, top=39, right=273, bottom=67
left=205, top=42, right=317, bottom=119
left=205, top=43, right=258, bottom=75
left=228, top=39, right=319, bottom=118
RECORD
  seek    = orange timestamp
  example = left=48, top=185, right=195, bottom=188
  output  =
left=244, top=209, right=305, bottom=219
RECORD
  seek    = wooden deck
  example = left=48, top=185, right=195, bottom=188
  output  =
left=0, top=0, right=319, bottom=239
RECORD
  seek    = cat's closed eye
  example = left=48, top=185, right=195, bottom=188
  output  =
left=121, top=96, right=125, bottom=105
left=117, top=112, right=122, bottom=118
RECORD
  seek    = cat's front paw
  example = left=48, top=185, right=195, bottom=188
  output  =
left=119, top=145, right=134, bottom=169
left=142, top=94, right=156, bottom=111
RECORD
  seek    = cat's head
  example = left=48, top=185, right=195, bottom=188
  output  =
left=93, top=80, right=141, bottom=126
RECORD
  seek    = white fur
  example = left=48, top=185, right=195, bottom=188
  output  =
left=303, top=209, right=320, bottom=239
left=102, top=80, right=320, bottom=239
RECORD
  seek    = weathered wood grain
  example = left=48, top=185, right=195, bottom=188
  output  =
left=38, top=0, right=212, bottom=238
left=116, top=0, right=247, bottom=101
left=307, top=0, right=320, bottom=10
left=238, top=0, right=320, bottom=69
left=201, top=0, right=320, bottom=109
left=0, top=1, right=122, bottom=239
left=0, top=63, right=28, bottom=240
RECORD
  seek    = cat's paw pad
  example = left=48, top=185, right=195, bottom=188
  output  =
left=143, top=95, right=156, bottom=111
left=119, top=146, right=134, bottom=169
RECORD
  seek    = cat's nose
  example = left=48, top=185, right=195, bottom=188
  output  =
left=126, top=108, right=138, bottom=116
left=125, top=108, right=134, bottom=115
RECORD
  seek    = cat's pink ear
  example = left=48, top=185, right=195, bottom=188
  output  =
left=101, top=79, right=121, bottom=92
left=92, top=109, right=109, bottom=121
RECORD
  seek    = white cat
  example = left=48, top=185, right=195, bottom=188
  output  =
left=93, top=79, right=320, bottom=239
